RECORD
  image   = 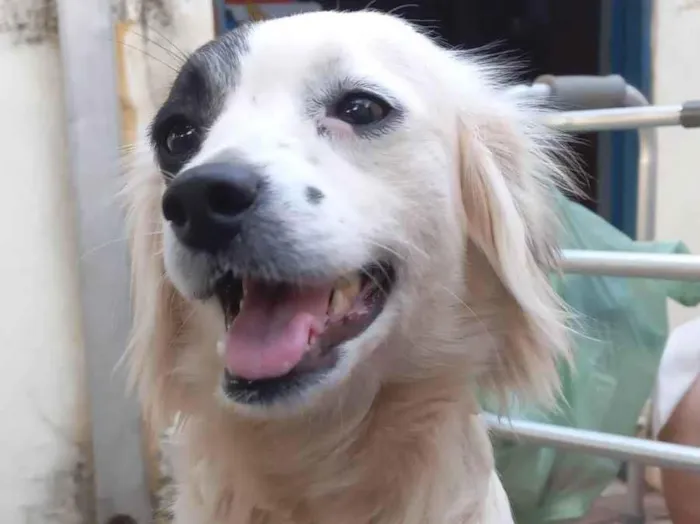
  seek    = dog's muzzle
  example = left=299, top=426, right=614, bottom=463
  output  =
left=161, top=161, right=398, bottom=406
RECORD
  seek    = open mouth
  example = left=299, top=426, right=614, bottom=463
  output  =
left=214, top=262, right=396, bottom=404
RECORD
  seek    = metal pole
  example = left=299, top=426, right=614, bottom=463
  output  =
left=624, top=86, right=658, bottom=242
left=621, top=85, right=655, bottom=524
left=485, top=415, right=700, bottom=472
left=506, top=83, right=550, bottom=99
left=560, top=250, right=700, bottom=280
left=56, top=0, right=151, bottom=522
left=625, top=462, right=646, bottom=524
left=544, top=104, right=682, bottom=132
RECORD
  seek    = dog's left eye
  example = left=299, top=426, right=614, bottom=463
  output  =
left=332, top=92, right=393, bottom=126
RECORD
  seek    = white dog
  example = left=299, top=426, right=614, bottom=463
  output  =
left=124, top=9, right=572, bottom=523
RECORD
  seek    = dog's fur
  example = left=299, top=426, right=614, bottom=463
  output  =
left=123, top=10, right=572, bottom=523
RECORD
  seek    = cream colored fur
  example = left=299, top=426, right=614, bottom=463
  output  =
left=122, top=10, right=573, bottom=523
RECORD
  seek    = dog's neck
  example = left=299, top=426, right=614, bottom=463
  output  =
left=174, top=376, right=494, bottom=523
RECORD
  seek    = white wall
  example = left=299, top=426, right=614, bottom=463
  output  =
left=0, top=35, right=86, bottom=524
left=653, top=1, right=700, bottom=327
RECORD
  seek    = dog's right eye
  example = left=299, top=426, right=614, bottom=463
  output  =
left=165, top=120, right=201, bottom=157
left=155, top=117, right=202, bottom=162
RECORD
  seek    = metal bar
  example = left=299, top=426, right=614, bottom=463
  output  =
left=506, top=83, right=550, bottom=99
left=510, top=79, right=660, bottom=242
left=560, top=250, right=700, bottom=280
left=543, top=104, right=682, bottom=132
left=56, top=0, right=152, bottom=523
left=624, top=86, right=657, bottom=241
left=625, top=462, right=646, bottom=523
left=621, top=85, right=655, bottom=522
left=484, top=415, right=700, bottom=472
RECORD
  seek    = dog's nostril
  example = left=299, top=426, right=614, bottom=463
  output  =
left=206, top=181, right=256, bottom=217
left=161, top=162, right=261, bottom=253
left=162, top=194, right=188, bottom=227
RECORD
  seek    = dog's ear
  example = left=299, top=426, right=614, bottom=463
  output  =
left=456, top=86, right=572, bottom=405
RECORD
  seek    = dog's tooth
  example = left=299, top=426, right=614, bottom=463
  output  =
left=336, top=274, right=362, bottom=295
left=216, top=340, right=225, bottom=357
left=329, top=287, right=352, bottom=317
left=308, top=332, right=317, bottom=347
left=329, top=274, right=362, bottom=317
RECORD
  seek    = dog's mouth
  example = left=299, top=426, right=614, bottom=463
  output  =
left=214, top=262, right=396, bottom=404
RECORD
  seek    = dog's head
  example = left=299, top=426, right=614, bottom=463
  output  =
left=125, top=11, right=571, bottom=422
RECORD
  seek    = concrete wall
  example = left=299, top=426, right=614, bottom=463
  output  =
left=0, top=26, right=86, bottom=524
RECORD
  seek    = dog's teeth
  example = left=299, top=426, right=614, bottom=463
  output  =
left=216, top=340, right=225, bottom=357
left=329, top=274, right=362, bottom=317
left=336, top=274, right=362, bottom=293
left=329, top=288, right=352, bottom=317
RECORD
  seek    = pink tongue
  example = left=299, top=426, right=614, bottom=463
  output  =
left=224, top=280, right=332, bottom=380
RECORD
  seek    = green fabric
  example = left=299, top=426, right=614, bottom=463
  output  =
left=484, top=196, right=700, bottom=523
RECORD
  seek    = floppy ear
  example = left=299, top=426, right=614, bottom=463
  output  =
left=457, top=92, right=573, bottom=405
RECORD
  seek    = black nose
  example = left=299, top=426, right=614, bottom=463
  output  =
left=162, top=162, right=261, bottom=253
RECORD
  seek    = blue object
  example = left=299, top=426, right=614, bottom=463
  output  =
left=604, top=0, right=653, bottom=238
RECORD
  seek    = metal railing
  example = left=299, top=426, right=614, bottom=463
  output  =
left=500, top=76, right=700, bottom=523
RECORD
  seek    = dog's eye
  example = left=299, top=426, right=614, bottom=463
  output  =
left=160, top=118, right=201, bottom=159
left=332, top=92, right=392, bottom=126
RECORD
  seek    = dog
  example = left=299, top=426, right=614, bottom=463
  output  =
left=123, top=10, right=572, bottom=523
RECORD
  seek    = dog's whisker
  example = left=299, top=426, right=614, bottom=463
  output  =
left=130, top=29, right=188, bottom=67
left=116, top=40, right=179, bottom=73
left=435, top=283, right=499, bottom=349
left=368, top=235, right=429, bottom=262
left=136, top=24, right=190, bottom=63
left=81, top=229, right=163, bottom=260
left=80, top=237, right=129, bottom=259
left=364, top=240, right=407, bottom=263
left=359, top=267, right=390, bottom=300
left=173, top=307, right=198, bottom=341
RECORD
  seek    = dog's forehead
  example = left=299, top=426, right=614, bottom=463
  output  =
left=245, top=11, right=415, bottom=56
left=191, top=12, right=425, bottom=90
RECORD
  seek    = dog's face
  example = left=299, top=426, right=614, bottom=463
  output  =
left=129, top=11, right=569, bottom=419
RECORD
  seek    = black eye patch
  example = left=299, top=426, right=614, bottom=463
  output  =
left=149, top=26, right=251, bottom=177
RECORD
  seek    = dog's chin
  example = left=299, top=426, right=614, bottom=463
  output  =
left=185, top=260, right=398, bottom=414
